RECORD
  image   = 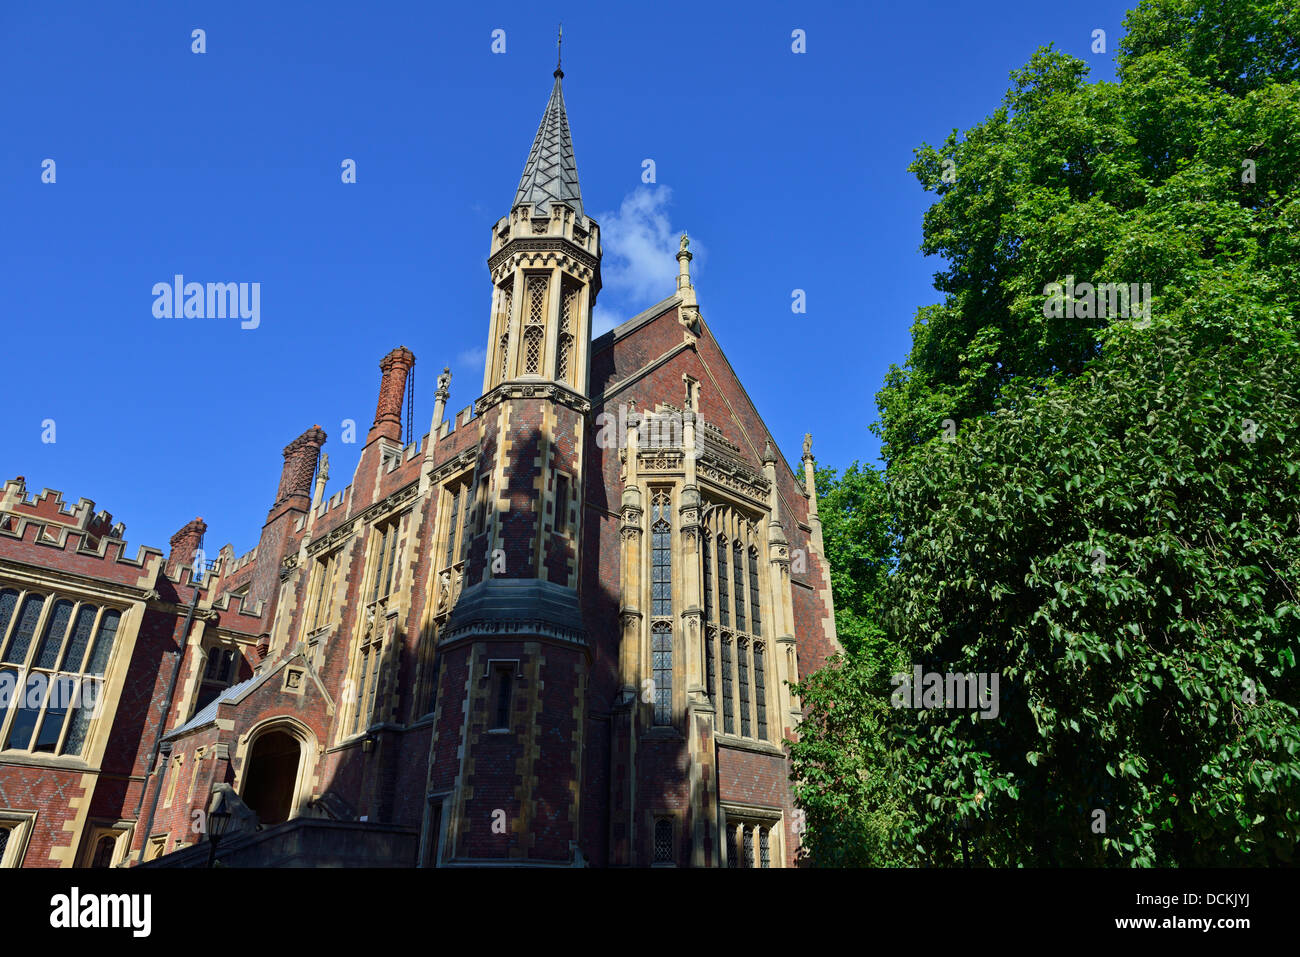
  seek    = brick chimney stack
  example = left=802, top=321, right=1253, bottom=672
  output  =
left=368, top=346, right=415, bottom=444
left=273, top=425, right=327, bottom=508
left=168, top=516, right=207, bottom=576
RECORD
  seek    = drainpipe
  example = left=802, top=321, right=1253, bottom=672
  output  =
left=134, top=577, right=202, bottom=864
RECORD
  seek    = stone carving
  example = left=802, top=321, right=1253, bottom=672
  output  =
left=638, top=451, right=684, bottom=472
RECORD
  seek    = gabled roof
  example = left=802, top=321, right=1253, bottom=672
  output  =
left=163, top=670, right=270, bottom=740
left=513, top=71, right=584, bottom=221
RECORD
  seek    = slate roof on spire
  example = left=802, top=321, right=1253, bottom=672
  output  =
left=513, top=72, right=583, bottom=221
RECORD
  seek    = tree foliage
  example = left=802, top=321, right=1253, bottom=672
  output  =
left=791, top=0, right=1300, bottom=865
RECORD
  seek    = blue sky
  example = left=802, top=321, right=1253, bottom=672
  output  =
left=0, top=0, right=1138, bottom=558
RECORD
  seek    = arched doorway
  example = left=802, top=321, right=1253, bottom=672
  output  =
left=241, top=729, right=302, bottom=826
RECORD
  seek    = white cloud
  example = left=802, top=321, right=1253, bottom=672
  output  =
left=594, top=186, right=697, bottom=317
left=591, top=303, right=620, bottom=337
left=456, top=346, right=486, bottom=368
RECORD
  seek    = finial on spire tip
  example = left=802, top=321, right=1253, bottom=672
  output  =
left=555, top=22, right=563, bottom=78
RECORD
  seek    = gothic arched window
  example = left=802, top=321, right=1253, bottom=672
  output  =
left=651, top=492, right=671, bottom=617
left=523, top=275, right=548, bottom=375
left=556, top=282, right=578, bottom=384
left=496, top=281, right=513, bottom=384
left=650, top=490, right=673, bottom=726
left=700, top=510, right=771, bottom=742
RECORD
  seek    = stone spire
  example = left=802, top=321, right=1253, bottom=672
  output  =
left=513, top=68, right=584, bottom=221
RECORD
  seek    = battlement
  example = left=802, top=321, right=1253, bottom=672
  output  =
left=207, top=588, right=267, bottom=624
left=0, top=508, right=163, bottom=576
left=1, top=477, right=126, bottom=541
left=436, top=405, right=475, bottom=442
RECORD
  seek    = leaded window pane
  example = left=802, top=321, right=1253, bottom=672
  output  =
left=738, top=640, right=751, bottom=738
left=0, top=669, right=18, bottom=737
left=705, top=632, right=716, bottom=706
left=85, top=610, right=119, bottom=676
left=3, top=595, right=46, bottom=665
left=652, top=623, right=672, bottom=725
left=460, top=485, right=474, bottom=562
left=755, top=643, right=768, bottom=741
left=523, top=326, right=543, bottom=375
left=702, top=538, right=712, bottom=622
left=743, top=825, right=755, bottom=868
left=383, top=523, right=400, bottom=597
left=365, top=648, right=381, bottom=723
left=0, top=590, right=18, bottom=645
left=497, top=283, right=513, bottom=383
left=371, top=527, right=389, bottom=602
left=721, top=638, right=734, bottom=734
left=445, top=486, right=461, bottom=568
left=556, top=334, right=573, bottom=382
left=653, top=818, right=673, bottom=863
left=5, top=673, right=46, bottom=750
left=759, top=826, right=771, bottom=868
left=527, top=276, right=548, bottom=324
left=726, top=825, right=739, bottom=868
left=733, top=542, right=746, bottom=632
left=716, top=537, right=729, bottom=627
left=63, top=679, right=98, bottom=756
left=0, top=827, right=9, bottom=861
left=33, top=600, right=73, bottom=670
left=651, top=492, right=671, bottom=617
left=749, top=547, right=762, bottom=636
left=33, top=675, right=76, bottom=752
left=352, top=649, right=370, bottom=734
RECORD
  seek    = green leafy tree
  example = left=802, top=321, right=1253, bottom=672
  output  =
left=877, top=1, right=1300, bottom=475
left=789, top=464, right=907, bottom=865
left=794, top=0, right=1300, bottom=865
left=889, top=310, right=1300, bottom=865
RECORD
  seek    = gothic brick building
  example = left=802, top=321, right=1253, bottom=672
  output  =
left=0, top=64, right=839, bottom=868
